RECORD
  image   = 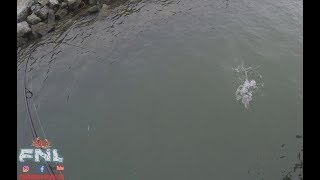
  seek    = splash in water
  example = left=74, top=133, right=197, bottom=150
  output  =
left=235, top=79, right=257, bottom=108
left=234, top=63, right=262, bottom=109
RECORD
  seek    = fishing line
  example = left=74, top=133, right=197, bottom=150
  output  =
left=24, top=53, right=38, bottom=139
left=29, top=74, right=46, bottom=140
left=23, top=49, right=59, bottom=180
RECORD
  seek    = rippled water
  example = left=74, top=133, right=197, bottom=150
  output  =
left=17, top=0, right=303, bottom=179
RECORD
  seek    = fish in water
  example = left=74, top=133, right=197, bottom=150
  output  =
left=88, top=121, right=92, bottom=132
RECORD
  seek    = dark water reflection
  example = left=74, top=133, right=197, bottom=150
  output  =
left=17, top=0, right=302, bottom=179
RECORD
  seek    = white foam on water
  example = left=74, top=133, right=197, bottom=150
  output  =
left=234, top=63, right=262, bottom=109
left=235, top=79, right=257, bottom=108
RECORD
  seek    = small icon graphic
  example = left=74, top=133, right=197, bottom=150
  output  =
left=40, top=165, right=44, bottom=173
left=22, top=166, right=29, bottom=173
left=31, top=137, right=52, bottom=149
left=56, top=165, right=64, bottom=171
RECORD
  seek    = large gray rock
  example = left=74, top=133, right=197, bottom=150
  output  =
left=17, top=0, right=37, bottom=22
left=27, top=13, right=42, bottom=25
left=55, top=8, right=68, bottom=19
left=26, top=0, right=36, bottom=8
left=36, top=6, right=49, bottom=20
left=49, top=0, right=59, bottom=6
left=60, top=2, right=67, bottom=8
left=31, top=4, right=41, bottom=12
left=31, top=22, right=55, bottom=37
left=37, top=0, right=49, bottom=6
left=17, top=21, right=31, bottom=37
left=49, top=0, right=60, bottom=11
left=17, top=6, right=30, bottom=23
left=67, top=0, right=81, bottom=10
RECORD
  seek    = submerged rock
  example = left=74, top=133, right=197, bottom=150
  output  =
left=98, top=4, right=109, bottom=18
left=17, top=37, right=28, bottom=47
left=67, top=0, right=81, bottom=10
left=88, top=4, right=102, bottom=14
left=101, top=4, right=109, bottom=9
left=31, top=22, right=55, bottom=37
left=89, top=0, right=97, bottom=5
left=17, top=21, right=31, bottom=37
left=27, top=13, right=42, bottom=25
left=55, top=8, right=68, bottom=19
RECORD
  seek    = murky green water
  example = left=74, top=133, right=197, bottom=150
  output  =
left=17, top=0, right=303, bottom=179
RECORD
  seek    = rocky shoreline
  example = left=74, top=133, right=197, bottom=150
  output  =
left=17, top=0, right=111, bottom=48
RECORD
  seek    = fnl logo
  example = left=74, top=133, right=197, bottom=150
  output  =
left=19, top=138, right=63, bottom=163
